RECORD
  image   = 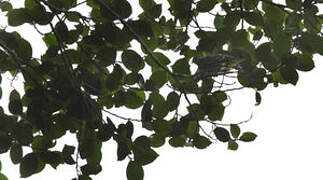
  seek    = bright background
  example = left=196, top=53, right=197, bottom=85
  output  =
left=1, top=1, right=323, bottom=180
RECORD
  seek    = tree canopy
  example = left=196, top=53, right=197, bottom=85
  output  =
left=0, top=0, right=322, bottom=179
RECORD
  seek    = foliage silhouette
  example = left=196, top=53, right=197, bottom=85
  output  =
left=0, top=0, right=322, bottom=179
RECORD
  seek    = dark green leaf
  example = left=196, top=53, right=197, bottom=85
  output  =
left=149, top=134, right=165, bottom=148
left=166, top=92, right=180, bottom=111
left=145, top=52, right=171, bottom=68
left=10, top=143, right=23, bottom=164
left=228, top=140, right=239, bottom=150
left=153, top=119, right=172, bottom=137
left=55, top=21, right=69, bottom=42
left=230, top=124, right=240, bottom=138
left=193, top=135, right=212, bottom=149
left=197, top=0, right=217, bottom=12
left=0, top=136, right=12, bottom=154
left=12, top=123, right=33, bottom=145
left=280, top=66, right=299, bottom=85
left=9, top=90, right=20, bottom=101
left=245, top=11, right=264, bottom=26
left=40, top=151, right=62, bottom=169
left=273, top=32, right=291, bottom=56
left=208, top=104, right=225, bottom=121
left=7, top=8, right=31, bottom=26
left=20, top=153, right=38, bottom=178
left=255, top=92, right=261, bottom=106
left=117, top=141, right=130, bottom=161
left=286, top=0, right=302, bottom=10
left=126, top=161, right=144, bottom=180
left=8, top=100, right=23, bottom=115
left=186, top=120, right=198, bottom=138
left=213, top=14, right=224, bottom=29
left=97, top=124, right=114, bottom=142
left=295, top=53, right=315, bottom=71
left=150, top=70, right=168, bottom=88
left=122, top=50, right=145, bottom=72
left=150, top=93, right=169, bottom=119
left=124, top=89, right=145, bottom=109
left=213, top=127, right=230, bottom=142
left=81, top=163, right=102, bottom=175
left=139, top=0, right=156, bottom=10
left=0, top=1, right=12, bottom=11
left=169, top=136, right=186, bottom=147
left=239, top=132, right=257, bottom=142
left=171, top=58, right=191, bottom=75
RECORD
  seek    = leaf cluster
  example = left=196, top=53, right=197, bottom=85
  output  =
left=0, top=0, right=322, bottom=179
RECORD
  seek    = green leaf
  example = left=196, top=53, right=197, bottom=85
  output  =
left=280, top=66, right=299, bottom=85
left=126, top=161, right=144, bottom=180
left=186, top=120, right=198, bottom=138
left=133, top=146, right=158, bottom=166
left=193, top=135, right=212, bottom=149
left=16, top=37, right=33, bottom=60
left=245, top=11, right=264, bottom=26
left=213, top=14, right=224, bottom=29
left=230, top=124, right=240, bottom=138
left=255, top=92, right=261, bottom=106
left=197, top=0, right=217, bottom=12
left=171, top=58, right=191, bottom=75
left=295, top=53, right=315, bottom=71
left=213, top=127, right=230, bottom=142
left=128, top=20, right=153, bottom=37
left=153, top=119, right=172, bottom=137
left=0, top=173, right=8, bottom=180
left=0, top=136, right=12, bottom=153
left=81, top=163, right=102, bottom=175
left=55, top=22, right=69, bottom=42
left=208, top=104, right=225, bottom=121
left=8, top=99, right=23, bottom=115
left=212, top=91, right=227, bottom=102
left=143, top=4, right=162, bottom=18
left=0, top=1, right=12, bottom=11
left=9, top=90, right=20, bottom=101
left=12, top=123, right=33, bottom=145
left=97, top=124, right=114, bottom=142
left=273, top=32, right=291, bottom=56
left=286, top=0, right=302, bottom=10
left=256, top=43, right=280, bottom=71
left=150, top=70, right=168, bottom=88
left=10, top=143, right=23, bottom=164
left=20, top=153, right=38, bottom=178
left=228, top=140, right=239, bottom=150
left=150, top=93, right=169, bottom=119
left=166, top=92, right=180, bottom=111
left=149, top=134, right=165, bottom=148
left=139, top=0, right=156, bottom=10
left=113, top=0, right=132, bottom=19
left=7, top=8, right=31, bottom=26
left=122, top=50, right=145, bottom=72
left=145, top=52, right=171, bottom=68
left=239, top=132, right=257, bottom=142
left=40, top=151, right=62, bottom=169
left=262, top=2, right=285, bottom=25
left=169, top=136, right=186, bottom=147
left=117, top=141, right=130, bottom=161
left=124, top=89, right=145, bottom=109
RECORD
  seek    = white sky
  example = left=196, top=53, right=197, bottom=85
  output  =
left=1, top=1, right=323, bottom=180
